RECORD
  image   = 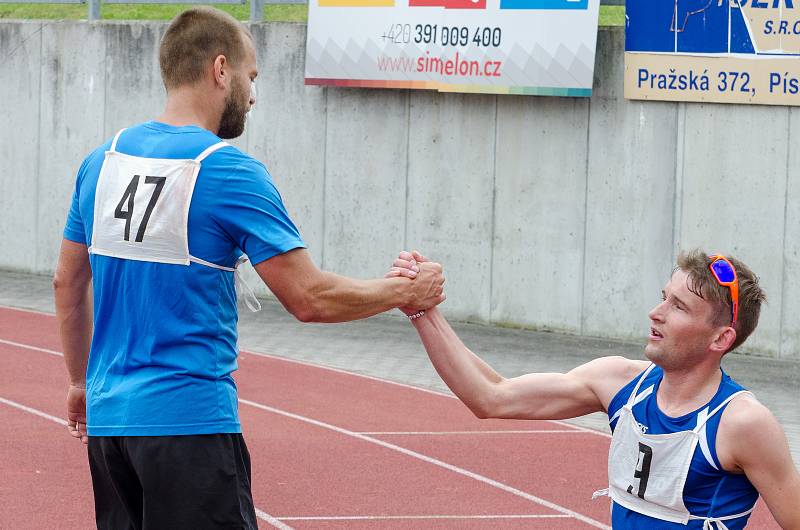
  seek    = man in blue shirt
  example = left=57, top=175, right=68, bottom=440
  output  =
left=53, top=7, right=445, bottom=529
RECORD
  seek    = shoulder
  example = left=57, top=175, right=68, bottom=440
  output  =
left=199, top=145, right=275, bottom=190
left=88, top=137, right=113, bottom=162
left=717, top=393, right=784, bottom=471
left=214, top=148, right=277, bottom=188
left=570, top=356, right=651, bottom=410
left=209, top=144, right=267, bottom=175
left=571, top=356, right=649, bottom=379
left=76, top=140, right=112, bottom=184
left=720, top=393, right=777, bottom=436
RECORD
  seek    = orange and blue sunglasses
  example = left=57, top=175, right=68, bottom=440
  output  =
left=708, top=255, right=738, bottom=326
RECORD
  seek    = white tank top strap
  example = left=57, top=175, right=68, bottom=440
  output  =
left=189, top=255, right=235, bottom=272
left=194, top=141, right=229, bottom=163
left=693, top=390, right=751, bottom=433
left=627, top=363, right=657, bottom=407
left=610, top=384, right=654, bottom=424
left=687, top=505, right=755, bottom=530
left=188, top=254, right=262, bottom=313
left=109, top=128, right=127, bottom=152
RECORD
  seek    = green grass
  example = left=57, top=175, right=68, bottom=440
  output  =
left=599, top=5, right=624, bottom=27
left=0, top=2, right=307, bottom=21
left=0, top=2, right=624, bottom=25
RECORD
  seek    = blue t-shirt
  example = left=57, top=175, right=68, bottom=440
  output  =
left=63, top=121, right=306, bottom=436
left=607, top=366, right=759, bottom=529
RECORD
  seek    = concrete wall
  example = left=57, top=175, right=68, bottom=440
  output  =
left=1, top=21, right=797, bottom=358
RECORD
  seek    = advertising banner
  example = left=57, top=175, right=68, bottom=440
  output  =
left=625, top=0, right=800, bottom=106
left=305, top=0, right=601, bottom=96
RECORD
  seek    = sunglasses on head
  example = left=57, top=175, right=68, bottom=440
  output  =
left=708, top=255, right=738, bottom=327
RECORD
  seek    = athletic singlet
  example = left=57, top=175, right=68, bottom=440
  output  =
left=598, top=365, right=759, bottom=529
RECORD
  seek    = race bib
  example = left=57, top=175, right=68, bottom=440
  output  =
left=90, top=150, right=201, bottom=265
left=88, top=129, right=228, bottom=265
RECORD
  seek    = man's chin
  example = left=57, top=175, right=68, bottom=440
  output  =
left=218, top=124, right=245, bottom=140
left=643, top=345, right=661, bottom=363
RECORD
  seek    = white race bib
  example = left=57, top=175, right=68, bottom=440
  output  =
left=89, top=129, right=227, bottom=265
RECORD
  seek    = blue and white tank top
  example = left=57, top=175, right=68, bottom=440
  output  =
left=606, top=366, right=759, bottom=529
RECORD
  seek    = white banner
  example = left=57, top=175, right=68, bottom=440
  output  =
left=305, top=0, right=601, bottom=96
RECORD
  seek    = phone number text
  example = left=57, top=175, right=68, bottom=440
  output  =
left=382, top=23, right=502, bottom=48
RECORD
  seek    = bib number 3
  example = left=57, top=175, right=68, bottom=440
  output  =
left=627, top=442, right=653, bottom=499
left=114, top=174, right=166, bottom=242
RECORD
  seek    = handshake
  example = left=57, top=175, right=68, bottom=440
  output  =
left=385, top=250, right=446, bottom=317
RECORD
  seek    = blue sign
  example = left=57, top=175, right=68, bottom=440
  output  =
left=500, top=0, right=587, bottom=10
left=626, top=0, right=754, bottom=54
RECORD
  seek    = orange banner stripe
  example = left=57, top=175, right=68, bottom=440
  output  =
left=318, top=0, right=394, bottom=6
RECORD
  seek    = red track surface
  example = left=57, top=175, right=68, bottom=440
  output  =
left=0, top=306, right=779, bottom=529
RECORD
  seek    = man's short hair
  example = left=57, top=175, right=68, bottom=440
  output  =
left=159, top=7, right=250, bottom=90
left=677, top=249, right=766, bottom=353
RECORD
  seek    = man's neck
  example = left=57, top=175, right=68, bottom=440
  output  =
left=156, top=88, right=219, bottom=133
left=656, top=362, right=723, bottom=417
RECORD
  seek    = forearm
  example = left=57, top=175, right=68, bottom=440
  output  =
left=302, top=272, right=413, bottom=323
left=55, top=282, right=92, bottom=385
left=411, top=308, right=503, bottom=417
left=411, top=308, right=608, bottom=420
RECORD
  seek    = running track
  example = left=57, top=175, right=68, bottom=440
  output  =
left=0, top=306, right=779, bottom=529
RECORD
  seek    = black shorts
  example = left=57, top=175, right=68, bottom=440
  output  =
left=88, top=433, right=257, bottom=530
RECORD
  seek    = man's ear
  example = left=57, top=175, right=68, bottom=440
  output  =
left=709, top=326, right=736, bottom=355
left=212, top=54, right=228, bottom=89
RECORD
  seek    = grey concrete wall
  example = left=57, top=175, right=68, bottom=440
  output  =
left=1, top=21, right=797, bottom=358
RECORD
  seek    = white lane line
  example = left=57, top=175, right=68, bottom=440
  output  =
left=255, top=508, right=295, bottom=529
left=241, top=349, right=612, bottom=439
left=0, top=304, right=54, bottom=316
left=0, top=396, right=67, bottom=426
left=0, top=330, right=611, bottom=527
left=0, top=396, right=292, bottom=530
left=0, top=305, right=613, bottom=440
left=278, top=514, right=572, bottom=521
left=242, top=348, right=452, bottom=399
left=552, top=419, right=612, bottom=438
left=358, top=430, right=586, bottom=435
left=239, top=398, right=610, bottom=530
left=0, top=338, right=63, bottom=357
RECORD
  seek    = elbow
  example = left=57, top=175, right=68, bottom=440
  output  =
left=471, top=406, right=493, bottom=420
left=467, top=385, right=508, bottom=419
left=286, top=298, right=322, bottom=323
left=53, top=269, right=89, bottom=295
left=52, top=271, right=70, bottom=294
left=468, top=395, right=500, bottom=420
left=292, top=307, right=317, bottom=323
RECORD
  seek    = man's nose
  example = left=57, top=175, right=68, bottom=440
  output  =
left=649, top=300, right=666, bottom=322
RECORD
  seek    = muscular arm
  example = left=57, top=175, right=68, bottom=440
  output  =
left=254, top=248, right=444, bottom=323
left=720, top=398, right=800, bottom=529
left=410, top=307, right=646, bottom=420
left=53, top=238, right=93, bottom=443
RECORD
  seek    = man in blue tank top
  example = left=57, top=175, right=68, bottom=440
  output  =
left=53, top=8, right=445, bottom=530
left=389, top=249, right=800, bottom=528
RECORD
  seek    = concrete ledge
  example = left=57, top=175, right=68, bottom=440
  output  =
left=2, top=21, right=797, bottom=358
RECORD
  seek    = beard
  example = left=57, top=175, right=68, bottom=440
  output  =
left=217, top=76, right=249, bottom=139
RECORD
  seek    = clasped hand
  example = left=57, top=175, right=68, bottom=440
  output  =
left=385, top=250, right=446, bottom=316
